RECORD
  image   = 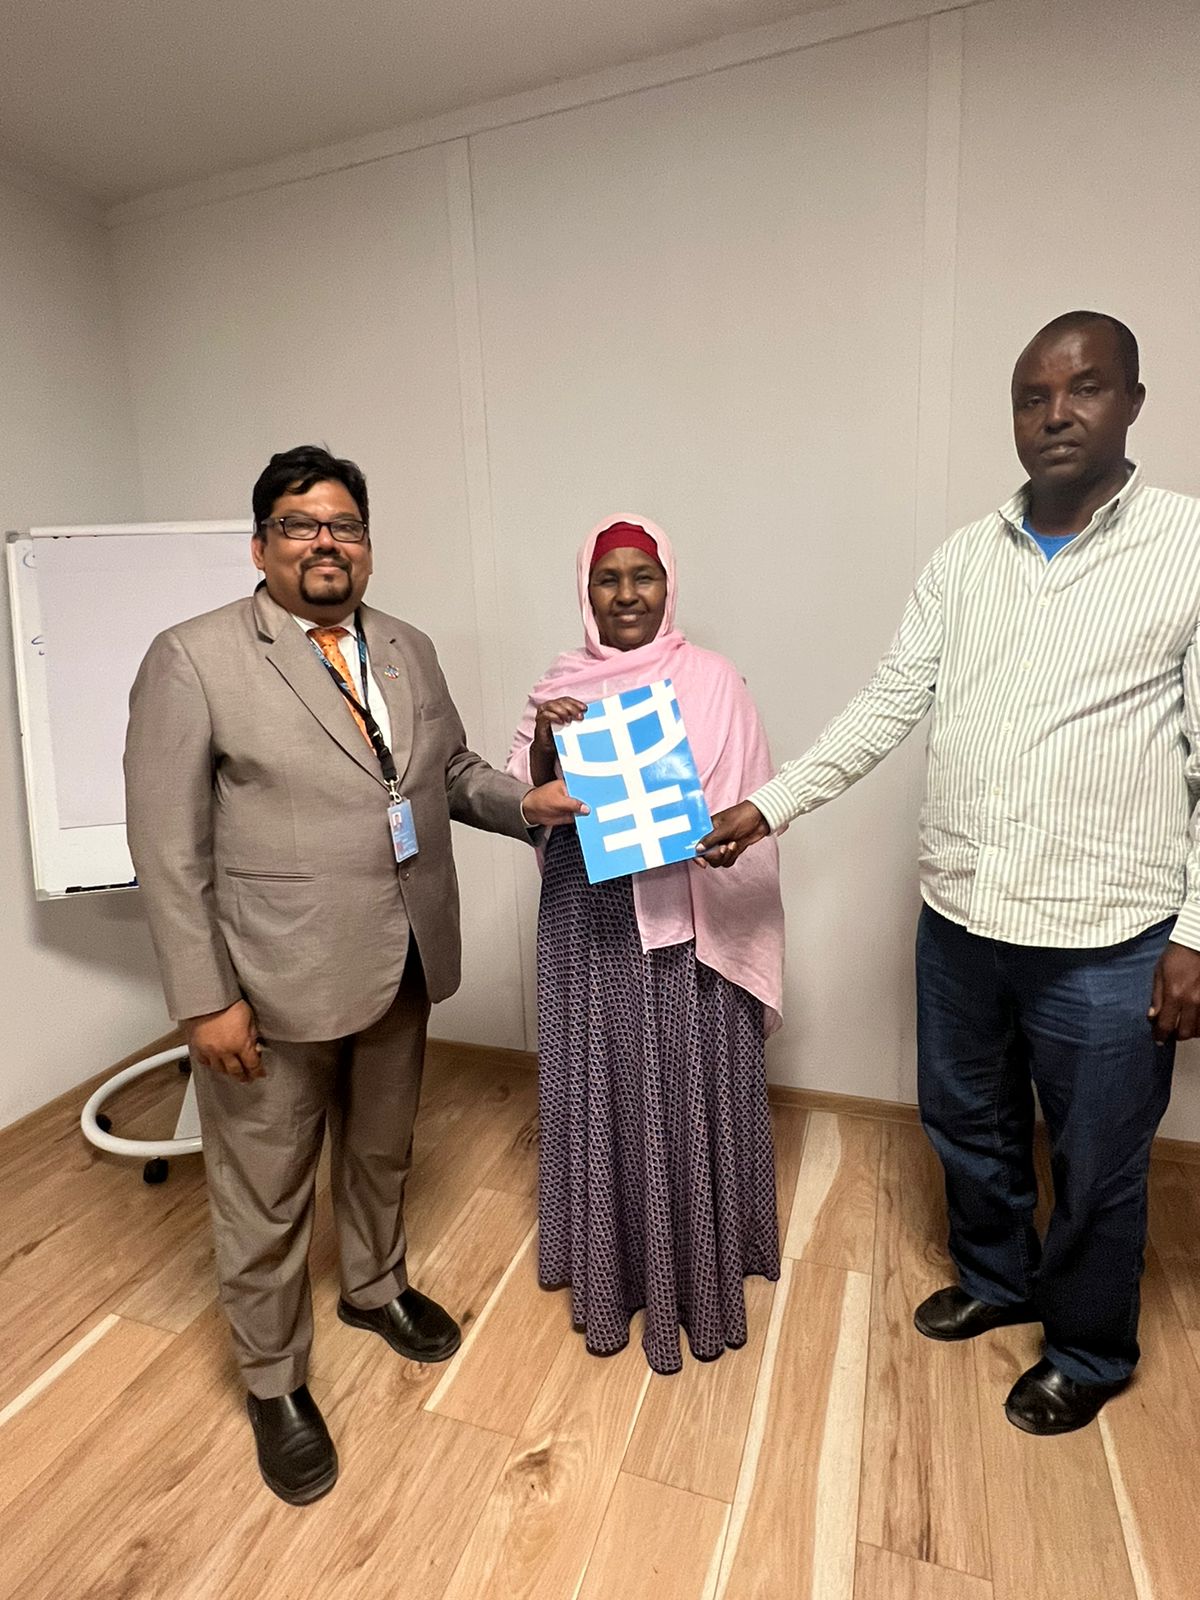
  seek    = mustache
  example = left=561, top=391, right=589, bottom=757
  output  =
left=301, top=555, right=351, bottom=574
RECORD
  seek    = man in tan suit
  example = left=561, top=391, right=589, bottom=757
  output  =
left=125, top=445, right=581, bottom=1504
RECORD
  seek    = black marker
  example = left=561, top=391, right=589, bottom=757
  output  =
left=64, top=881, right=138, bottom=893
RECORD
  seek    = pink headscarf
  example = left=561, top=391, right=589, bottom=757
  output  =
left=508, top=516, right=784, bottom=1032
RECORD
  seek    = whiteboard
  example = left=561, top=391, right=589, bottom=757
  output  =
left=6, top=522, right=255, bottom=899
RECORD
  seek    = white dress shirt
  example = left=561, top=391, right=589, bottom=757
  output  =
left=750, top=464, right=1200, bottom=950
left=292, top=610, right=393, bottom=752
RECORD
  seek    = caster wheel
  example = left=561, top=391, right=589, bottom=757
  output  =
left=143, top=1158, right=169, bottom=1184
left=96, top=1113, right=113, bottom=1134
left=178, top=1060, right=191, bottom=1075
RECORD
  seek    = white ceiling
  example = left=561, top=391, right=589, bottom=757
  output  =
left=0, top=0, right=836, bottom=206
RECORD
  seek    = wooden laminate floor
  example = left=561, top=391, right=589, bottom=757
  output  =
left=2, top=1043, right=1199, bottom=1599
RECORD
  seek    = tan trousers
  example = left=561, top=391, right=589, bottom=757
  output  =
left=192, top=946, right=430, bottom=1398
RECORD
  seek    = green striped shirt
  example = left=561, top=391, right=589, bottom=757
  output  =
left=752, top=464, right=1200, bottom=949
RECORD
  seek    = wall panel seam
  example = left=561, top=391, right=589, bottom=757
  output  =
left=443, top=137, right=535, bottom=1050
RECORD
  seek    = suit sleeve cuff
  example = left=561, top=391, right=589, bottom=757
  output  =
left=167, top=981, right=242, bottom=1024
left=518, top=788, right=545, bottom=845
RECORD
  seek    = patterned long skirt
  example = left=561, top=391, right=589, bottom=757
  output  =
left=536, top=824, right=780, bottom=1375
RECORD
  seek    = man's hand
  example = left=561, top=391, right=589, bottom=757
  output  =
left=694, top=801, right=770, bottom=868
left=184, top=999, right=263, bottom=1082
left=1148, top=941, right=1200, bottom=1043
left=522, top=778, right=589, bottom=828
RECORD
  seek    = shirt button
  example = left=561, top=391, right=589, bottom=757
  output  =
left=1020, top=660, right=1032, bottom=671
left=1001, top=721, right=1013, bottom=733
left=992, top=786, right=1001, bottom=796
left=1038, top=597, right=1049, bottom=609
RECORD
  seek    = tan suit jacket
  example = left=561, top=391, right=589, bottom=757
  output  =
left=124, top=586, right=530, bottom=1039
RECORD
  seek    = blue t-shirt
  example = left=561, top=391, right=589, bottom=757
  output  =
left=1022, top=515, right=1076, bottom=562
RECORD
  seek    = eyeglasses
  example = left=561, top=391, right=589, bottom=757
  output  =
left=259, top=515, right=368, bottom=543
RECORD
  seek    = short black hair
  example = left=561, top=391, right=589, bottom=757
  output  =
left=251, top=445, right=369, bottom=530
left=1031, top=310, right=1141, bottom=392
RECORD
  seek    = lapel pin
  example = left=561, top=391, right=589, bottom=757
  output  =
left=383, top=663, right=401, bottom=678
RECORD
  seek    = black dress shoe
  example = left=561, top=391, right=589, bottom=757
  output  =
left=1004, top=1357, right=1128, bottom=1436
left=337, top=1286, right=461, bottom=1362
left=914, top=1285, right=1040, bottom=1341
left=245, top=1385, right=338, bottom=1505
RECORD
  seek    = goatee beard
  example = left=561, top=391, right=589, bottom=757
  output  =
left=301, top=574, right=352, bottom=606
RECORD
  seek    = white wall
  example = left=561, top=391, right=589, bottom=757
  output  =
left=0, top=174, right=168, bottom=1129
left=101, top=0, right=1200, bottom=1135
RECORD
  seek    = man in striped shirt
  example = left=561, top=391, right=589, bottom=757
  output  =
left=698, top=311, right=1200, bottom=1435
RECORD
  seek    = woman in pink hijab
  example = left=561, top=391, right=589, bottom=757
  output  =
left=508, top=517, right=785, bottom=1374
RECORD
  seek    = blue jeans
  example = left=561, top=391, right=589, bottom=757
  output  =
left=916, top=905, right=1175, bottom=1384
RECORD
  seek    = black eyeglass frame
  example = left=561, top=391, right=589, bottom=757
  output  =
left=257, top=515, right=369, bottom=543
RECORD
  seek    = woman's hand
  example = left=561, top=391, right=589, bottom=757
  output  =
left=530, top=697, right=589, bottom=784
left=534, top=698, right=589, bottom=749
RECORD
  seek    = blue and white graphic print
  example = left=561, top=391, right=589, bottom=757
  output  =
left=554, top=679, right=712, bottom=883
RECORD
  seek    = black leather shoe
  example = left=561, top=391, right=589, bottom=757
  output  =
left=914, top=1285, right=1040, bottom=1341
left=337, top=1286, right=461, bottom=1362
left=245, top=1385, right=338, bottom=1505
left=1004, top=1357, right=1128, bottom=1435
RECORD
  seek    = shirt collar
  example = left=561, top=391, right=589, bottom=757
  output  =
left=998, top=460, right=1144, bottom=539
left=292, top=610, right=357, bottom=637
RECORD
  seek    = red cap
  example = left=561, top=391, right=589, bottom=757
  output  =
left=590, top=521, right=661, bottom=569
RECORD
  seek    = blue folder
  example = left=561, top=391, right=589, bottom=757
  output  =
left=553, top=679, right=712, bottom=884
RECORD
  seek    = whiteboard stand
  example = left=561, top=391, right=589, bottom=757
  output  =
left=80, top=1045, right=203, bottom=1183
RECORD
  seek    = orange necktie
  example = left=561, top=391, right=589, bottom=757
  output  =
left=308, top=626, right=372, bottom=746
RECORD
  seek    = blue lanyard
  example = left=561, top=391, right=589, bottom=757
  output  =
left=351, top=622, right=371, bottom=710
left=307, top=612, right=400, bottom=799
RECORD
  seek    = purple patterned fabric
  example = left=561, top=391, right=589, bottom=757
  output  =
left=536, top=825, right=780, bottom=1374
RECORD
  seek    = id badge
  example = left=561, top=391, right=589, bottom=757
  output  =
left=388, top=797, right=419, bottom=864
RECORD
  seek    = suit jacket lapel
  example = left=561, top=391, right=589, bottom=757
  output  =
left=253, top=587, right=383, bottom=785
left=360, top=604, right=414, bottom=783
